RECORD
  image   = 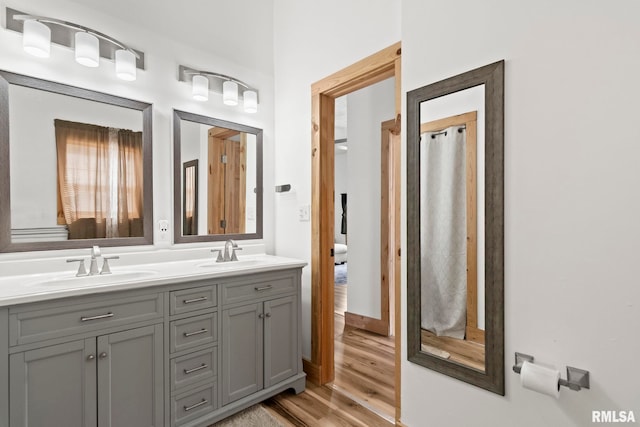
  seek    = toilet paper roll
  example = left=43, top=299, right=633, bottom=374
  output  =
left=520, top=361, right=561, bottom=398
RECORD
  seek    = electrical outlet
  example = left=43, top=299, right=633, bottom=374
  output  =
left=298, top=205, right=310, bottom=222
left=158, top=220, right=169, bottom=241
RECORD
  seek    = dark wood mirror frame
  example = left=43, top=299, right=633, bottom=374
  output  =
left=406, top=60, right=504, bottom=395
left=172, top=109, right=263, bottom=244
left=0, top=70, right=153, bottom=253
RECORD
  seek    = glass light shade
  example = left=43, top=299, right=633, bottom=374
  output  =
left=115, top=49, right=136, bottom=81
left=23, top=20, right=51, bottom=58
left=243, top=90, right=258, bottom=113
left=223, top=80, right=238, bottom=106
left=75, top=32, right=99, bottom=67
left=192, top=75, right=209, bottom=101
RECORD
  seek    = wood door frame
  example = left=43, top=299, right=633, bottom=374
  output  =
left=307, top=42, right=402, bottom=420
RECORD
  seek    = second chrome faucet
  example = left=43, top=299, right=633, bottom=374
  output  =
left=211, top=240, right=243, bottom=263
left=67, top=246, right=119, bottom=276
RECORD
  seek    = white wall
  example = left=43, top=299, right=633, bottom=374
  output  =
left=402, top=1, right=640, bottom=426
left=346, top=78, right=395, bottom=319
left=0, top=0, right=275, bottom=261
left=273, top=0, right=401, bottom=359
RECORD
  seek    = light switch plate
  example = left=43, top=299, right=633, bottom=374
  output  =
left=298, top=205, right=310, bottom=222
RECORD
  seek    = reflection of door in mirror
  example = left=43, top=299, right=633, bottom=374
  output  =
left=207, top=127, right=247, bottom=234
left=182, top=160, right=198, bottom=235
left=419, top=111, right=485, bottom=372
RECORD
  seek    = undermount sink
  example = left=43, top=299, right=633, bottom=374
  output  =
left=197, top=259, right=263, bottom=269
left=27, top=270, right=158, bottom=288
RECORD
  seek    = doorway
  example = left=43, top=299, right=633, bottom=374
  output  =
left=306, top=42, right=402, bottom=422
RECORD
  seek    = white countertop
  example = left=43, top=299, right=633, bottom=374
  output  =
left=0, top=254, right=306, bottom=307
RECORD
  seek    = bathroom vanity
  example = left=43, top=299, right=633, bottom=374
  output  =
left=0, top=255, right=306, bottom=427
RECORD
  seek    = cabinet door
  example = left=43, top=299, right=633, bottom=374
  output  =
left=264, top=295, right=298, bottom=387
left=222, top=302, right=263, bottom=405
left=10, top=338, right=96, bottom=427
left=97, top=324, right=163, bottom=427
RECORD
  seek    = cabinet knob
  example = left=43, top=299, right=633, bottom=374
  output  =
left=258, top=313, right=265, bottom=319
left=99, top=352, right=108, bottom=359
left=265, top=313, right=271, bottom=318
left=87, top=354, right=95, bottom=361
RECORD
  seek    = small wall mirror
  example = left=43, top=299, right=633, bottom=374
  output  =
left=0, top=70, right=153, bottom=253
left=406, top=61, right=504, bottom=394
left=173, top=110, right=263, bottom=243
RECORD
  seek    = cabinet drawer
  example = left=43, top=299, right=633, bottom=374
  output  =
left=221, top=275, right=295, bottom=305
left=172, top=382, right=217, bottom=426
left=171, top=346, right=217, bottom=392
left=9, top=293, right=164, bottom=346
left=170, top=313, right=217, bottom=353
left=170, top=285, right=217, bottom=316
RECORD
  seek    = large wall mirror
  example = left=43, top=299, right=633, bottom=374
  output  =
left=0, top=71, right=153, bottom=253
left=407, top=61, right=504, bottom=394
left=173, top=110, right=262, bottom=243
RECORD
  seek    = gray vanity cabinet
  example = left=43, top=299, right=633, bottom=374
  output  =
left=9, top=324, right=163, bottom=427
left=9, top=339, right=97, bottom=427
left=221, top=273, right=299, bottom=406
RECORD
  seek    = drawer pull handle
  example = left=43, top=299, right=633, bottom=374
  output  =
left=184, top=399, right=208, bottom=412
left=254, top=285, right=272, bottom=291
left=183, top=296, right=208, bottom=304
left=184, top=363, right=208, bottom=375
left=183, top=328, right=208, bottom=338
left=81, top=312, right=114, bottom=322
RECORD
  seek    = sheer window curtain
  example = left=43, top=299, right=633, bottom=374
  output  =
left=55, top=119, right=143, bottom=239
left=420, top=126, right=467, bottom=339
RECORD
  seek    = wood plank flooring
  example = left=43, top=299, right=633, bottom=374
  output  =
left=261, top=273, right=396, bottom=426
left=420, top=328, right=485, bottom=371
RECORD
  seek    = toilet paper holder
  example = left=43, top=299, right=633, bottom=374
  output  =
left=512, top=352, right=590, bottom=391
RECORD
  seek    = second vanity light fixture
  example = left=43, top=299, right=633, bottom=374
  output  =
left=6, top=8, right=144, bottom=81
left=179, top=65, right=259, bottom=113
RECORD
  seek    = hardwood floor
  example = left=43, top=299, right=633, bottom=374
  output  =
left=421, top=328, right=485, bottom=371
left=262, top=274, right=396, bottom=426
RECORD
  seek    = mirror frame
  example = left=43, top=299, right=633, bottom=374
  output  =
left=406, top=60, right=504, bottom=394
left=172, top=109, right=263, bottom=243
left=0, top=70, right=153, bottom=253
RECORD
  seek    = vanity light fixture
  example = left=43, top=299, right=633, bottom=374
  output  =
left=179, top=65, right=259, bottom=113
left=6, top=7, right=145, bottom=81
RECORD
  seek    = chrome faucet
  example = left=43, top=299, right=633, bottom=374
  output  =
left=223, top=239, right=242, bottom=262
left=66, top=246, right=119, bottom=276
left=89, top=246, right=101, bottom=275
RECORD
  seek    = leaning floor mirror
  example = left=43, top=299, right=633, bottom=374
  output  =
left=406, top=61, right=504, bottom=394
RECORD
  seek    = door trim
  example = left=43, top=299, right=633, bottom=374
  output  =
left=307, top=41, right=402, bottom=421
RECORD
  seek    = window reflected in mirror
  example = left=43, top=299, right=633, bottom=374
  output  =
left=55, top=120, right=143, bottom=240
left=173, top=110, right=262, bottom=244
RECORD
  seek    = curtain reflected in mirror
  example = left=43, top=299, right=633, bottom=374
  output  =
left=55, top=120, right=143, bottom=240
left=182, top=160, right=198, bottom=235
left=419, top=112, right=484, bottom=371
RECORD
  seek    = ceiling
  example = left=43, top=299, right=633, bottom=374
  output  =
left=66, top=0, right=275, bottom=74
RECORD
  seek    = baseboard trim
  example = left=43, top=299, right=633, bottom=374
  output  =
left=344, top=311, right=389, bottom=336
left=302, top=358, right=320, bottom=385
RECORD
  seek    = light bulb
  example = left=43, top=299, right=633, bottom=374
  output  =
left=115, top=49, right=136, bottom=81
left=223, top=80, right=238, bottom=106
left=243, top=90, right=258, bottom=113
left=192, top=75, right=209, bottom=101
left=75, top=32, right=100, bottom=67
left=23, top=20, right=51, bottom=58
